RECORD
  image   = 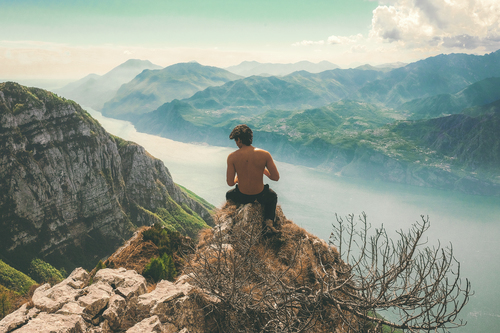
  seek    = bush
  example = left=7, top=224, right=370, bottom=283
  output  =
left=28, top=258, right=64, bottom=285
left=142, top=253, right=177, bottom=282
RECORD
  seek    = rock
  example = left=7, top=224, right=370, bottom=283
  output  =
left=55, top=302, right=85, bottom=316
left=0, top=304, right=39, bottom=333
left=101, top=294, right=126, bottom=330
left=12, top=313, right=87, bottom=333
left=125, top=315, right=163, bottom=333
left=78, top=281, right=113, bottom=320
left=93, top=268, right=147, bottom=300
left=32, top=282, right=83, bottom=314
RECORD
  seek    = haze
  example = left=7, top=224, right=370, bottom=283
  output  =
left=2, top=0, right=500, bottom=84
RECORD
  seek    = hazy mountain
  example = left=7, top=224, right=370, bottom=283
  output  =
left=398, top=77, right=500, bottom=119
left=354, top=49, right=500, bottom=107
left=55, top=59, right=162, bottom=110
left=354, top=62, right=407, bottom=72
left=139, top=68, right=385, bottom=125
left=0, top=82, right=212, bottom=274
left=225, top=60, right=340, bottom=77
left=101, top=62, right=241, bottom=119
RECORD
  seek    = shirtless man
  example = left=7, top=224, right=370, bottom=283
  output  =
left=226, top=124, right=280, bottom=232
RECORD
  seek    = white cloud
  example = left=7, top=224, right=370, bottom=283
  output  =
left=292, top=40, right=325, bottom=46
left=327, top=34, right=363, bottom=45
left=370, top=0, right=500, bottom=51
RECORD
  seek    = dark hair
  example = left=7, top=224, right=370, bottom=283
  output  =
left=229, top=124, right=253, bottom=145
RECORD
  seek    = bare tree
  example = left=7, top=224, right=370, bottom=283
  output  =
left=185, top=207, right=471, bottom=333
left=322, top=213, right=471, bottom=333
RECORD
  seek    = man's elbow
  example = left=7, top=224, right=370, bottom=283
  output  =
left=270, top=174, right=280, bottom=181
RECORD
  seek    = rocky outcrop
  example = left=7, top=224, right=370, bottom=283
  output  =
left=0, top=82, right=212, bottom=273
left=0, top=203, right=348, bottom=332
left=0, top=267, right=208, bottom=333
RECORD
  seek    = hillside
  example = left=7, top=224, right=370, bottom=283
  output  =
left=354, top=49, right=500, bottom=107
left=101, top=62, right=242, bottom=119
left=55, top=59, right=162, bottom=110
left=0, top=82, right=213, bottom=275
left=398, top=77, right=500, bottom=119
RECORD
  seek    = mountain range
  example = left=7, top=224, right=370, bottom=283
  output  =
left=101, top=62, right=241, bottom=119
left=224, top=60, right=340, bottom=76
left=54, top=49, right=500, bottom=195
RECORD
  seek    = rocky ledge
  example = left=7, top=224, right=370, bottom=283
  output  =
left=0, top=266, right=205, bottom=333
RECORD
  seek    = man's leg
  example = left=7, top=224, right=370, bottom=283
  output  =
left=258, top=185, right=278, bottom=233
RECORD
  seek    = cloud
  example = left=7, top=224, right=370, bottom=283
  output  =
left=292, top=40, right=325, bottom=46
left=327, top=34, right=363, bottom=45
left=370, top=0, right=500, bottom=51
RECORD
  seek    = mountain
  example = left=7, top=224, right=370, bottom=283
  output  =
left=225, top=60, right=340, bottom=77
left=354, top=50, right=500, bottom=107
left=0, top=82, right=213, bottom=275
left=101, top=62, right=242, bottom=119
left=355, top=62, right=406, bottom=72
left=136, top=68, right=385, bottom=125
left=54, top=59, right=162, bottom=110
left=398, top=77, right=500, bottom=119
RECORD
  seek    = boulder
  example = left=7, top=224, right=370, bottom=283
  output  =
left=78, top=281, right=113, bottom=320
left=93, top=268, right=147, bottom=300
left=0, top=304, right=39, bottom=333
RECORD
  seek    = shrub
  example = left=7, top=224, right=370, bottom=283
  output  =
left=142, top=253, right=177, bottom=283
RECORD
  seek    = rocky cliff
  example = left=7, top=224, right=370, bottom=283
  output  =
left=0, top=82, right=213, bottom=274
left=0, top=203, right=346, bottom=333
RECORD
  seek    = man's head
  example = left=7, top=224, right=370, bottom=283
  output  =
left=229, top=124, right=253, bottom=146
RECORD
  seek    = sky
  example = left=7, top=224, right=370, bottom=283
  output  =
left=1, top=0, right=500, bottom=83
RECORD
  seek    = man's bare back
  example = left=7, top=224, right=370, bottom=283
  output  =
left=226, top=140, right=279, bottom=195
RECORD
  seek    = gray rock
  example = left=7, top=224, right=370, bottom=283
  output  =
left=125, top=315, right=162, bottom=333
left=78, top=281, right=113, bottom=320
left=13, top=313, right=87, bottom=333
left=93, top=268, right=146, bottom=300
left=102, top=294, right=126, bottom=330
left=0, top=304, right=39, bottom=333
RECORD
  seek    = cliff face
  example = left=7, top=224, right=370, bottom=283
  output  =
left=0, top=82, right=212, bottom=273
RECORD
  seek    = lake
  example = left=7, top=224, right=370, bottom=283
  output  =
left=87, top=107, right=500, bottom=332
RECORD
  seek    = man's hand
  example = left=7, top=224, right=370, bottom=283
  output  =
left=234, top=175, right=239, bottom=184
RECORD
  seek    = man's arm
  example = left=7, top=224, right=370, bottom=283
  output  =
left=264, top=152, right=280, bottom=181
left=226, top=154, right=237, bottom=186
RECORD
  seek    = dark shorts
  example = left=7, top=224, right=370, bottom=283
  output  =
left=226, top=184, right=278, bottom=222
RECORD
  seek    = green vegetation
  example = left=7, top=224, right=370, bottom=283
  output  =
left=0, top=260, right=36, bottom=294
left=28, top=258, right=64, bottom=285
left=142, top=253, right=177, bottom=282
left=177, top=184, right=215, bottom=212
left=141, top=223, right=185, bottom=282
left=153, top=198, right=209, bottom=238
left=0, top=285, right=14, bottom=320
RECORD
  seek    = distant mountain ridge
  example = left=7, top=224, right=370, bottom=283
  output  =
left=354, top=50, right=500, bottom=107
left=101, top=62, right=242, bottom=119
left=55, top=59, right=162, bottom=110
left=398, top=77, right=500, bottom=119
left=225, top=60, right=340, bottom=77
